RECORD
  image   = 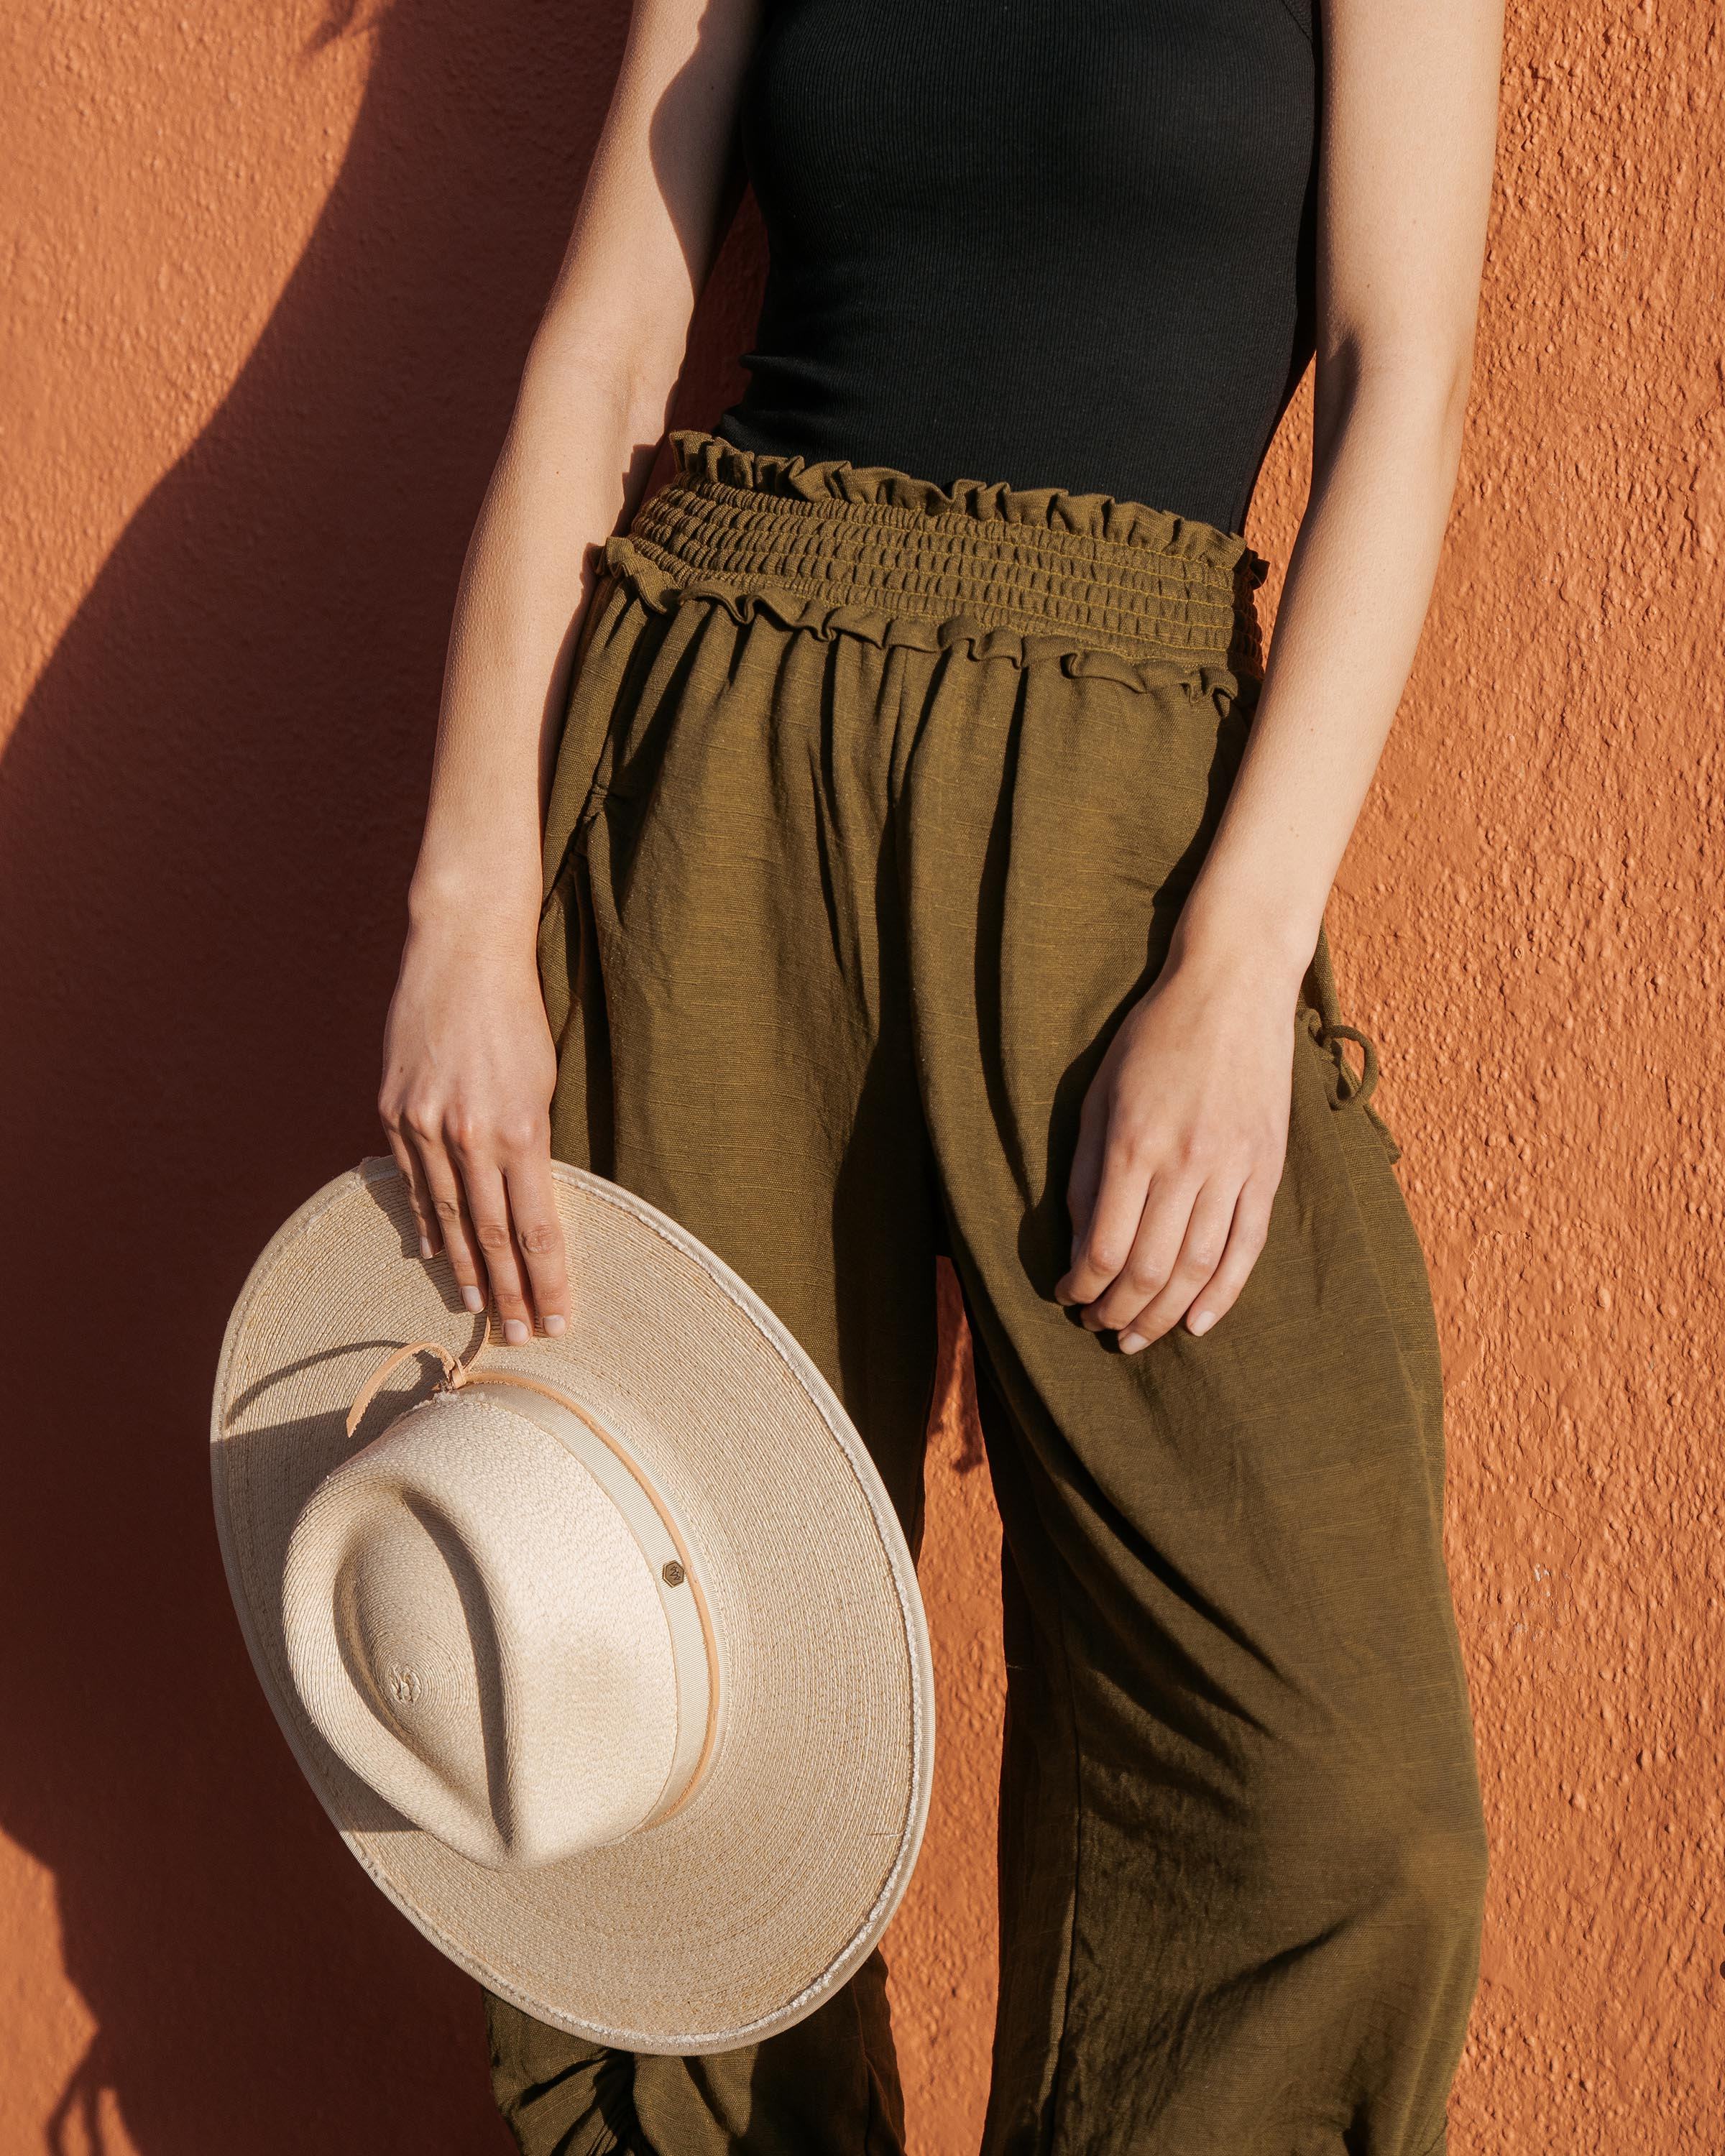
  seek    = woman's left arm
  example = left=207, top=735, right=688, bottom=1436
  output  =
left=1057, top=0, right=1504, bottom=1349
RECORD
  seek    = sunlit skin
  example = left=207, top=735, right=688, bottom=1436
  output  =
left=380, top=0, right=1504, bottom=1353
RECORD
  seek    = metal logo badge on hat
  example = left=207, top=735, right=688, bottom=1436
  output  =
left=211, top=1157, right=934, bottom=2055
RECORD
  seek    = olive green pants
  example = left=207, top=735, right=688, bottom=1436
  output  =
left=491, top=431, right=1487, bottom=2156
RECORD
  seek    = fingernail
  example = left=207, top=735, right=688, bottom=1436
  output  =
left=543, top=1313, right=566, bottom=1337
left=1189, top=1310, right=1216, bottom=1337
left=502, top=1317, right=529, bottom=1345
left=418, top=1235, right=434, bottom=1261
left=1119, top=1331, right=1148, bottom=1354
left=461, top=1286, right=485, bottom=1314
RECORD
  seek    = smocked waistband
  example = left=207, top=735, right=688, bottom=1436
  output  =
left=612, top=430, right=1266, bottom=670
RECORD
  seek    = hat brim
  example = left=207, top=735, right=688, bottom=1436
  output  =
left=211, top=1158, right=934, bottom=2054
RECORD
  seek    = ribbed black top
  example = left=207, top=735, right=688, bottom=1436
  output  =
left=716, top=0, right=1319, bottom=538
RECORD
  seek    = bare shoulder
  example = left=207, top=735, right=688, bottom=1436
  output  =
left=537, top=0, right=765, bottom=358
left=617, top=0, right=765, bottom=89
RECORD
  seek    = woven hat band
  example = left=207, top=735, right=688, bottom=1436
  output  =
left=461, top=1379, right=721, bottom=1828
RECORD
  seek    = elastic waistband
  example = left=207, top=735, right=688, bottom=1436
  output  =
left=614, top=430, right=1267, bottom=672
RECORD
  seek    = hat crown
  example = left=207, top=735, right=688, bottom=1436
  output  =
left=283, top=1388, right=689, bottom=1869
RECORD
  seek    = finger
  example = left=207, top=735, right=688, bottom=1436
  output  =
left=1116, top=1179, right=1241, bottom=1350
left=454, top=1155, right=535, bottom=1344
left=1057, top=1135, right=1153, bottom=1314
left=382, top=1122, right=439, bottom=1260
left=1181, top=1176, right=1277, bottom=1338
left=502, top=1142, right=571, bottom=1337
left=414, top=1135, right=488, bottom=1316
left=1057, top=1110, right=1106, bottom=1294
left=1087, top=1174, right=1204, bottom=1335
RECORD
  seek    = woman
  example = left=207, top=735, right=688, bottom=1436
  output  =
left=380, top=1, right=1502, bottom=2149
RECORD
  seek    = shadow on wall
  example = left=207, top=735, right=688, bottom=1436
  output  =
left=0, top=3, right=762, bottom=2147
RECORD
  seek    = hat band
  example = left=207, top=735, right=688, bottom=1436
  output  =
left=346, top=1326, right=722, bottom=1829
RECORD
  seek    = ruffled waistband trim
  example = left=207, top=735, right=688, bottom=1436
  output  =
left=609, top=431, right=1266, bottom=675
left=598, top=536, right=1251, bottom=698
left=676, top=430, right=1265, bottom=581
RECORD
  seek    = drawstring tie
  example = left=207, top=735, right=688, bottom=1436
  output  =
left=1302, top=929, right=1402, bottom=1163
left=1302, top=1005, right=1381, bottom=1112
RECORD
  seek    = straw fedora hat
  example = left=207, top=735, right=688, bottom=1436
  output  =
left=210, top=1156, right=934, bottom=2055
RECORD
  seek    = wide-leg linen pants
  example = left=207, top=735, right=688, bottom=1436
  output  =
left=488, top=430, right=1488, bottom=2156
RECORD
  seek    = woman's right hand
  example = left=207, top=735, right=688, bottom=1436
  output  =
left=361, top=0, right=768, bottom=1341
left=378, top=926, right=570, bottom=1342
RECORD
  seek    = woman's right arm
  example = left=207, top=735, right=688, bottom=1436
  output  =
left=380, top=0, right=762, bottom=1342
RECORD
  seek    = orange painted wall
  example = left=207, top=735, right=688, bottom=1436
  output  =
left=2, top=3, right=1719, bottom=2151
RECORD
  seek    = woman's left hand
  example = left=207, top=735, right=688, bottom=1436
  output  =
left=1054, top=950, right=1301, bottom=1350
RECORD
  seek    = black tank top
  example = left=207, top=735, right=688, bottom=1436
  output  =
left=715, top=0, right=1319, bottom=538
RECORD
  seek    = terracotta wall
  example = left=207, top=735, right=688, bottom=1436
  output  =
left=2, top=2, right=1719, bottom=2150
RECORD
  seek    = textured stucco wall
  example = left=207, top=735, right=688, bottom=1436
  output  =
left=2, top=3, right=1720, bottom=2152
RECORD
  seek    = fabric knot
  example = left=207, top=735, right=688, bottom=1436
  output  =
left=1300, top=1002, right=1401, bottom=1161
left=344, top=1310, right=493, bottom=1440
left=1303, top=1006, right=1381, bottom=1112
